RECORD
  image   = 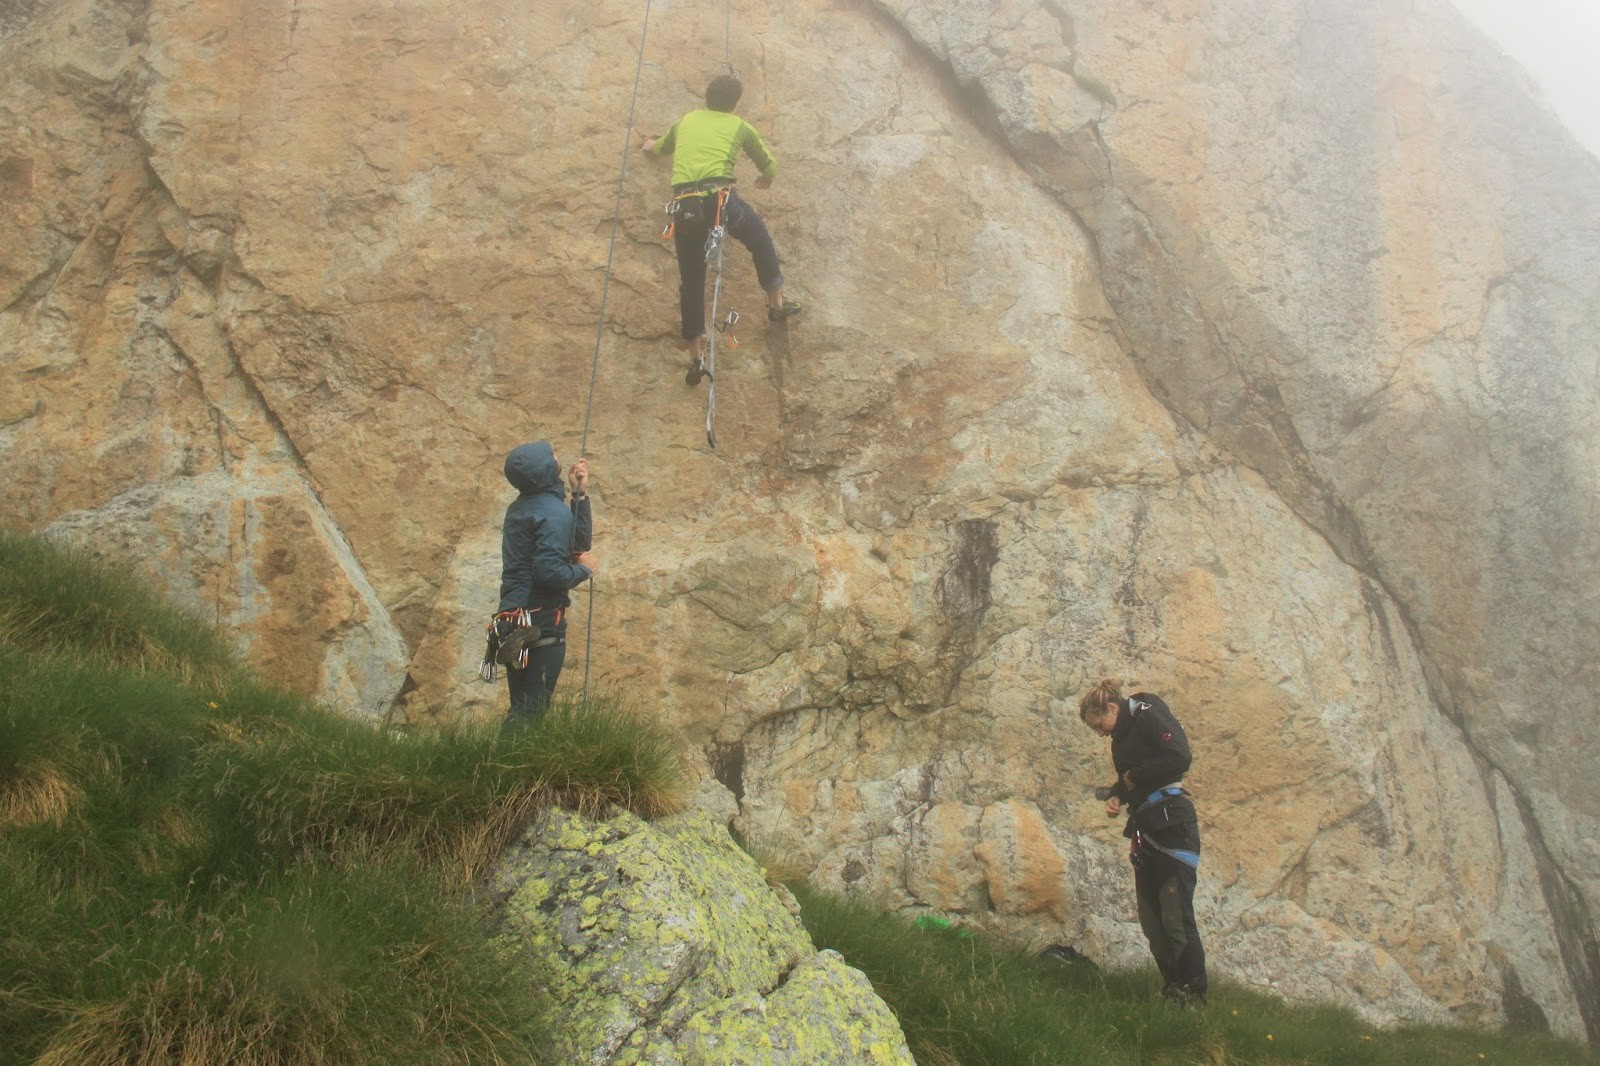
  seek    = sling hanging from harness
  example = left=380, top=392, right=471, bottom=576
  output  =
left=667, top=184, right=735, bottom=446
left=702, top=186, right=731, bottom=448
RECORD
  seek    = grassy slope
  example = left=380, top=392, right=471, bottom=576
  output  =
left=0, top=532, right=685, bottom=1065
left=788, top=866, right=1595, bottom=1065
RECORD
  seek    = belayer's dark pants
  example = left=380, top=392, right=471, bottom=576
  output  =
left=672, top=189, right=783, bottom=340
left=1134, top=851, right=1207, bottom=997
left=504, top=641, right=564, bottom=728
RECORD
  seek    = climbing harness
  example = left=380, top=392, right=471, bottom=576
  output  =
left=478, top=608, right=566, bottom=681
left=1131, top=830, right=1201, bottom=871
left=1128, top=786, right=1200, bottom=869
left=660, top=179, right=728, bottom=239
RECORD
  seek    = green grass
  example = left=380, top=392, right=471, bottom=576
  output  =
left=5, top=855, right=540, bottom=1066
left=0, top=532, right=237, bottom=687
left=0, top=531, right=688, bottom=1065
left=788, top=884, right=1597, bottom=1066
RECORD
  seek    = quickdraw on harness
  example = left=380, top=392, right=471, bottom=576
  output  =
left=478, top=607, right=565, bottom=682
left=659, top=180, right=731, bottom=245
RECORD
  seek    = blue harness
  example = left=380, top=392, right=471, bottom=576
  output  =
left=1135, top=787, right=1199, bottom=869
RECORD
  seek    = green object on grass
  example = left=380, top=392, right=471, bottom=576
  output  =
left=913, top=915, right=974, bottom=938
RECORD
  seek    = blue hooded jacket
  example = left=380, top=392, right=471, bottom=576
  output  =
left=498, top=441, right=592, bottom=613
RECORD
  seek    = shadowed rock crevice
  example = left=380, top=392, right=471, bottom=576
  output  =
left=935, top=517, right=999, bottom=698
left=1500, top=962, right=1552, bottom=1035
left=711, top=739, right=747, bottom=805
left=1510, top=786, right=1600, bottom=1041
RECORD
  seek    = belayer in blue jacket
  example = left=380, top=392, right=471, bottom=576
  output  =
left=495, top=441, right=596, bottom=724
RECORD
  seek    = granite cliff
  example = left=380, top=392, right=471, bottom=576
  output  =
left=3, top=0, right=1597, bottom=1039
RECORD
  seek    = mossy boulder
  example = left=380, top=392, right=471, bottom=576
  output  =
left=490, top=807, right=914, bottom=1065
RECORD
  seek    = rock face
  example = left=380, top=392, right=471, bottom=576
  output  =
left=2, top=0, right=1597, bottom=1041
left=489, top=807, right=915, bottom=1065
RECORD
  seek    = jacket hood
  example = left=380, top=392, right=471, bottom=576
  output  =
left=504, top=441, right=563, bottom=497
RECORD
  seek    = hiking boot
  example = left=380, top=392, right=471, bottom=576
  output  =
left=1161, top=984, right=1206, bottom=1009
left=767, top=299, right=803, bottom=322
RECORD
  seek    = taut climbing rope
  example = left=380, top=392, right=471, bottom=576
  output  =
left=575, top=0, right=655, bottom=704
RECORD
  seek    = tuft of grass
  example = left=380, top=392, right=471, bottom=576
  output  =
left=0, top=763, right=81, bottom=828
left=501, top=698, right=689, bottom=821
left=0, top=650, right=219, bottom=892
left=0, top=530, right=236, bottom=688
left=789, top=883, right=1599, bottom=1066
left=187, top=688, right=688, bottom=885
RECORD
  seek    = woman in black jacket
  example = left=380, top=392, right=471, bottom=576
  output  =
left=1080, top=677, right=1208, bottom=1005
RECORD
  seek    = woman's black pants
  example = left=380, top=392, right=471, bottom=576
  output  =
left=1133, top=851, right=1207, bottom=996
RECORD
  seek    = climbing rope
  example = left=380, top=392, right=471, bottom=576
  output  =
left=576, top=0, right=655, bottom=704
left=703, top=197, right=727, bottom=449
left=581, top=0, right=652, bottom=458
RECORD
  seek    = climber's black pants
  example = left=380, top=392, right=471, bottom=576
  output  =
left=672, top=189, right=783, bottom=340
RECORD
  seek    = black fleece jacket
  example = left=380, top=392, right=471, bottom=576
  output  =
left=1107, top=692, right=1192, bottom=805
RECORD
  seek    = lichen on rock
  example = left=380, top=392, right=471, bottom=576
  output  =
left=489, top=807, right=913, bottom=1065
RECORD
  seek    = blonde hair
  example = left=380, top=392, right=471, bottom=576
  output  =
left=1078, top=677, right=1122, bottom=724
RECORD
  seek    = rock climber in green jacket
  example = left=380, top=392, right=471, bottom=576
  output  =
left=643, top=74, right=801, bottom=385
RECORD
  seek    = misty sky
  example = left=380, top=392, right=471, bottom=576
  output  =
left=1450, top=0, right=1600, bottom=157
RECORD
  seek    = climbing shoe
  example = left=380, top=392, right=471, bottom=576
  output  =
left=767, top=299, right=803, bottom=322
left=685, top=357, right=706, bottom=386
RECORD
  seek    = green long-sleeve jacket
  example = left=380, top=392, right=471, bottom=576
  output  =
left=653, top=108, right=777, bottom=186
